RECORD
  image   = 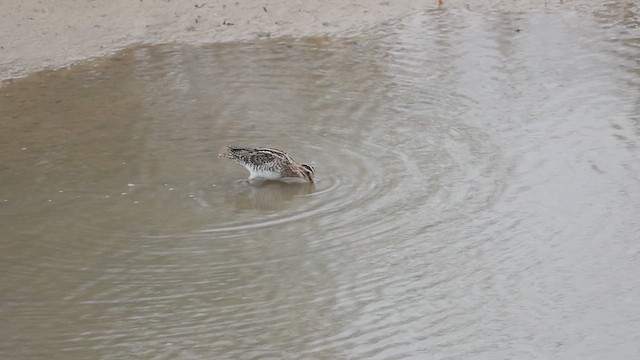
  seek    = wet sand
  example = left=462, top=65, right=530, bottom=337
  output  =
left=1, top=0, right=600, bottom=80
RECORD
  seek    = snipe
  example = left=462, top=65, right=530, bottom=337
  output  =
left=219, top=146, right=315, bottom=184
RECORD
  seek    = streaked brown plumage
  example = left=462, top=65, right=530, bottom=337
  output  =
left=219, top=146, right=315, bottom=184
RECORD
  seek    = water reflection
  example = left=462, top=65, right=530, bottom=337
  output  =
left=2, top=5, right=640, bottom=360
left=224, top=181, right=316, bottom=211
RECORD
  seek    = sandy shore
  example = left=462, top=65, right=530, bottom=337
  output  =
left=0, top=0, right=594, bottom=80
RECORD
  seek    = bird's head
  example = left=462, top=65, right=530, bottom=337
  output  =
left=300, top=164, right=315, bottom=183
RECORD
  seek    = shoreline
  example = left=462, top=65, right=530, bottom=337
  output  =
left=0, top=0, right=598, bottom=81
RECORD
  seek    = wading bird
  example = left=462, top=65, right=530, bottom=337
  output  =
left=219, top=146, right=315, bottom=184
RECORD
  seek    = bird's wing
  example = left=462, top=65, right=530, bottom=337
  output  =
left=254, top=148, right=295, bottom=164
left=226, top=147, right=294, bottom=167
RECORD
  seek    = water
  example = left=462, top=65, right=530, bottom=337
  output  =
left=2, top=5, right=640, bottom=360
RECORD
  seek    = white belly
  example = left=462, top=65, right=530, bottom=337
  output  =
left=247, top=168, right=282, bottom=180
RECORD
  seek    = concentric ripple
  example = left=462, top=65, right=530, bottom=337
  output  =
left=3, top=4, right=640, bottom=360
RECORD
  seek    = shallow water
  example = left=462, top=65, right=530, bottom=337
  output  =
left=2, top=4, right=640, bottom=360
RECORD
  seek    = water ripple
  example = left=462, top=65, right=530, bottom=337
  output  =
left=2, top=5, right=640, bottom=360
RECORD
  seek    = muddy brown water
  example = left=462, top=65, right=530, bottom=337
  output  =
left=2, top=6, right=640, bottom=360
